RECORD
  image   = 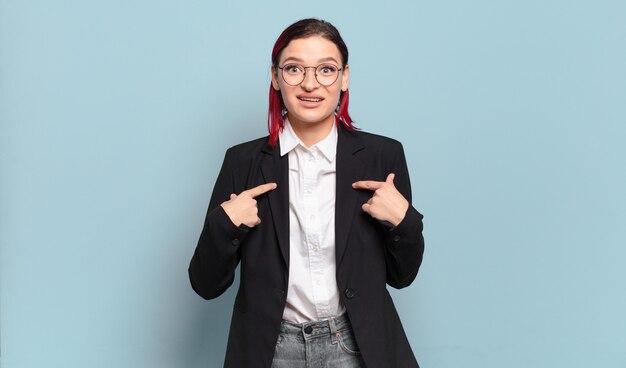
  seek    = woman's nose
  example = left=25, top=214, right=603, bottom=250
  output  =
left=300, top=70, right=320, bottom=91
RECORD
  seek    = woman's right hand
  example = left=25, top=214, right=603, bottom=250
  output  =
left=220, top=183, right=277, bottom=227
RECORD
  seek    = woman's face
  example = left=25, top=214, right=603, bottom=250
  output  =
left=272, top=36, right=349, bottom=131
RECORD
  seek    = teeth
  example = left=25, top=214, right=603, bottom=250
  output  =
left=300, top=97, right=322, bottom=102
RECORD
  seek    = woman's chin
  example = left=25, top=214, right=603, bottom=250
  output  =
left=287, top=111, right=335, bottom=128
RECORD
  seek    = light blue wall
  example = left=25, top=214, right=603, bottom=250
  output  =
left=1, top=1, right=625, bottom=367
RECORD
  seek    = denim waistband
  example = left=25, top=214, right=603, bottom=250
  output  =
left=280, top=314, right=353, bottom=341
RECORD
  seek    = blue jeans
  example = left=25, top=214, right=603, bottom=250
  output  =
left=271, top=314, right=366, bottom=368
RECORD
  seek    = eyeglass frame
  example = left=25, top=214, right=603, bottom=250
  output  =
left=277, top=63, right=345, bottom=87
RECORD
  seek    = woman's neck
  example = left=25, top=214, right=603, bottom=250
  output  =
left=288, top=116, right=335, bottom=148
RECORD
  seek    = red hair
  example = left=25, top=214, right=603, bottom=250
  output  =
left=267, top=19, right=355, bottom=147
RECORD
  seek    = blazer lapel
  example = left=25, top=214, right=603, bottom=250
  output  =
left=335, top=127, right=366, bottom=268
left=260, top=142, right=290, bottom=269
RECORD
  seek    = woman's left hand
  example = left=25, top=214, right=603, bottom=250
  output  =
left=352, top=173, right=409, bottom=227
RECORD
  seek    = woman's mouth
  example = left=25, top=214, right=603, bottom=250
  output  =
left=298, top=97, right=323, bottom=102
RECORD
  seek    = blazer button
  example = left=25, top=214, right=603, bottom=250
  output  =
left=231, top=238, right=240, bottom=246
left=344, top=288, right=355, bottom=299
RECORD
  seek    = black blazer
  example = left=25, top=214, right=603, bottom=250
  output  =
left=189, top=125, right=424, bottom=368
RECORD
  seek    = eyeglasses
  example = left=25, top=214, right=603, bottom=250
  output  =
left=277, top=63, right=343, bottom=86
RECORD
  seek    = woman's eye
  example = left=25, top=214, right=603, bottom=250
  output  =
left=285, top=65, right=302, bottom=73
left=319, top=65, right=338, bottom=75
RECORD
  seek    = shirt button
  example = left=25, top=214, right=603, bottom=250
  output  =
left=344, top=288, right=355, bottom=299
left=231, top=238, right=240, bottom=246
left=392, top=235, right=401, bottom=242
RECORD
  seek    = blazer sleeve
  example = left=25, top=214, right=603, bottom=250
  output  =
left=188, top=148, right=250, bottom=299
left=383, top=142, right=425, bottom=289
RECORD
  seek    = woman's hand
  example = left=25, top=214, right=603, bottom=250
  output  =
left=352, top=173, right=409, bottom=227
left=221, top=183, right=277, bottom=227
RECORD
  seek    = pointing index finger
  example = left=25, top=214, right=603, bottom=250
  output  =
left=244, top=182, right=278, bottom=198
left=352, top=180, right=384, bottom=191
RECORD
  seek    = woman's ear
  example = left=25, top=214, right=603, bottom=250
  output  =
left=341, top=64, right=350, bottom=92
left=271, top=66, right=280, bottom=91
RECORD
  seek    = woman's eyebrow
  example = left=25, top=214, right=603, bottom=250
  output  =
left=281, top=57, right=304, bottom=63
left=317, top=57, right=340, bottom=64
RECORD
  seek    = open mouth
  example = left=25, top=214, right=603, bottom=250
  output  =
left=298, top=97, right=324, bottom=102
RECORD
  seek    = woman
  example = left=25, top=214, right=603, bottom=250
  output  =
left=189, top=18, right=425, bottom=368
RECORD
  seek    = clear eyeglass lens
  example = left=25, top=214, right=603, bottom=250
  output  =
left=281, top=64, right=340, bottom=86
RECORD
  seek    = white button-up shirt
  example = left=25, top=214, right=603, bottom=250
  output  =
left=279, top=121, right=345, bottom=323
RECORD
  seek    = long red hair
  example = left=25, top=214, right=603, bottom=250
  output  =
left=268, top=19, right=355, bottom=147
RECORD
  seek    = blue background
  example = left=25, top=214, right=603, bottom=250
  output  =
left=1, top=1, right=625, bottom=367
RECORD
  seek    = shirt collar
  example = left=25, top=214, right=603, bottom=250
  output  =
left=279, top=120, right=337, bottom=162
